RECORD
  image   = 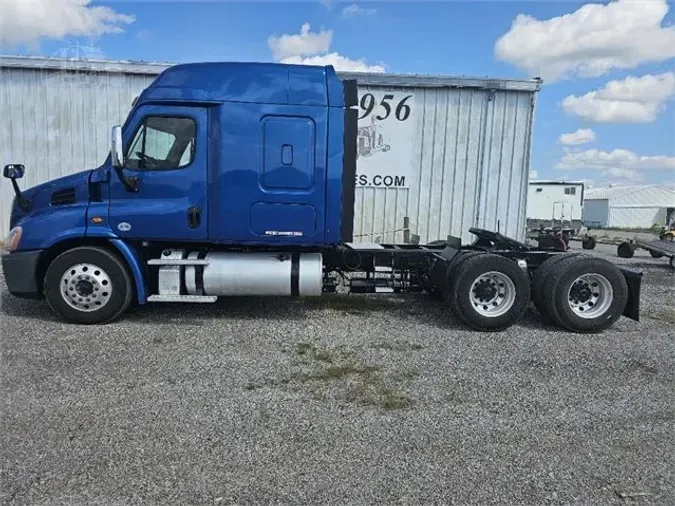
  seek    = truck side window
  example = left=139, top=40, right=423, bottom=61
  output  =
left=125, top=116, right=196, bottom=171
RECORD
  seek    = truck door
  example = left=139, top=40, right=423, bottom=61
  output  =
left=108, top=105, right=208, bottom=241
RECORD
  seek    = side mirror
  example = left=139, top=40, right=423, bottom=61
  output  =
left=111, top=125, right=124, bottom=168
left=3, top=164, right=25, bottom=179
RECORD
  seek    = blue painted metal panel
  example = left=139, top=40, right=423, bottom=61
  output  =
left=109, top=239, right=147, bottom=304
left=262, top=117, right=314, bottom=190
left=209, top=102, right=332, bottom=246
left=250, top=203, right=316, bottom=237
left=137, top=62, right=330, bottom=107
left=11, top=170, right=90, bottom=250
left=108, top=104, right=209, bottom=241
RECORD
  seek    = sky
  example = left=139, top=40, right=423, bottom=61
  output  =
left=1, top=0, right=674, bottom=188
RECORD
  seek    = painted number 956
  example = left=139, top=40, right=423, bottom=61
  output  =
left=359, top=94, right=413, bottom=122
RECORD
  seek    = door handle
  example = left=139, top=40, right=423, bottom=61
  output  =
left=187, top=206, right=201, bottom=229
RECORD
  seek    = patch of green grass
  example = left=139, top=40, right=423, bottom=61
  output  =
left=296, top=342, right=315, bottom=356
left=647, top=308, right=675, bottom=324
left=294, top=343, right=354, bottom=364
left=346, top=381, right=414, bottom=411
left=304, top=295, right=397, bottom=313
left=294, top=364, right=381, bottom=382
left=370, top=341, right=424, bottom=352
left=380, top=389, right=414, bottom=410
left=313, top=349, right=334, bottom=363
left=254, top=341, right=419, bottom=410
left=396, top=369, right=420, bottom=380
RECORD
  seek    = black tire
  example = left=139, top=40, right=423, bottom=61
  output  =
left=582, top=237, right=596, bottom=250
left=617, top=242, right=635, bottom=258
left=531, top=253, right=580, bottom=323
left=649, top=250, right=663, bottom=259
left=544, top=256, right=628, bottom=333
left=445, top=253, right=530, bottom=331
left=442, top=251, right=486, bottom=306
left=44, top=246, right=134, bottom=324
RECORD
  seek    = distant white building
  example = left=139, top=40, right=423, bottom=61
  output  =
left=583, top=185, right=675, bottom=229
left=527, top=181, right=585, bottom=230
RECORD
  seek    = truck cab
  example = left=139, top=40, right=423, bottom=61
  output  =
left=3, top=62, right=358, bottom=322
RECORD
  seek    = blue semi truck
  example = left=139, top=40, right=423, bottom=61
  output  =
left=2, top=62, right=641, bottom=332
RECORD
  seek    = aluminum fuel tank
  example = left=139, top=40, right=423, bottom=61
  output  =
left=185, top=251, right=323, bottom=296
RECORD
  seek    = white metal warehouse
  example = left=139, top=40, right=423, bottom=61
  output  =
left=0, top=55, right=540, bottom=244
left=583, top=185, right=675, bottom=229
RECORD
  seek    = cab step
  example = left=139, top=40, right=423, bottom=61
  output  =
left=147, top=294, right=217, bottom=303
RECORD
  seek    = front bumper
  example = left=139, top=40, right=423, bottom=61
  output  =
left=1, top=249, right=43, bottom=299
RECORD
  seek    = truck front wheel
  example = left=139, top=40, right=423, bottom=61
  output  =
left=44, top=246, right=134, bottom=324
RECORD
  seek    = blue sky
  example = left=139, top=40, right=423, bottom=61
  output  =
left=2, top=0, right=674, bottom=187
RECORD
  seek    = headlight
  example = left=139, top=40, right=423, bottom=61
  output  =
left=6, top=226, right=22, bottom=251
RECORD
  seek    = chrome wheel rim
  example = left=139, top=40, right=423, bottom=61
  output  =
left=469, top=271, right=516, bottom=317
left=59, top=263, right=112, bottom=312
left=568, top=273, right=613, bottom=319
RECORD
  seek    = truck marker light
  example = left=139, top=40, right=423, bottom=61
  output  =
left=91, top=216, right=103, bottom=224
left=6, top=226, right=22, bottom=251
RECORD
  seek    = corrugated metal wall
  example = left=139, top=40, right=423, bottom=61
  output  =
left=612, top=187, right=675, bottom=208
left=608, top=206, right=667, bottom=228
left=354, top=85, right=535, bottom=244
left=1, top=57, right=538, bottom=244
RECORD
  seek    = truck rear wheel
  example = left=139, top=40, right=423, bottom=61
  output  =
left=445, top=253, right=530, bottom=331
left=531, top=253, right=580, bottom=323
left=44, top=246, right=134, bottom=324
left=582, top=236, right=596, bottom=250
left=442, top=251, right=485, bottom=312
left=617, top=242, right=635, bottom=258
left=543, top=256, right=628, bottom=333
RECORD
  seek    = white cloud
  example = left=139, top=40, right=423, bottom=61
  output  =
left=601, top=168, right=644, bottom=182
left=281, top=53, right=384, bottom=73
left=529, top=170, right=538, bottom=179
left=562, top=73, right=675, bottom=123
left=555, top=148, right=675, bottom=172
left=558, top=128, right=596, bottom=146
left=494, top=0, right=675, bottom=81
left=342, top=4, right=377, bottom=17
left=0, top=0, right=134, bottom=46
left=268, top=23, right=332, bottom=60
left=269, top=23, right=385, bottom=73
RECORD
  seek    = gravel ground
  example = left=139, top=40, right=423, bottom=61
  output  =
left=1, top=248, right=674, bottom=505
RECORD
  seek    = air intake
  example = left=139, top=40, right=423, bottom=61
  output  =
left=51, top=187, right=76, bottom=206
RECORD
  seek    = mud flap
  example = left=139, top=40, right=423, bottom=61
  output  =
left=620, top=268, right=642, bottom=322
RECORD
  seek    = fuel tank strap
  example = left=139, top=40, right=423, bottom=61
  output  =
left=291, top=253, right=300, bottom=296
left=195, top=250, right=208, bottom=295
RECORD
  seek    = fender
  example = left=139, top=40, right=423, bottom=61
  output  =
left=18, top=205, right=89, bottom=250
left=109, top=239, right=148, bottom=304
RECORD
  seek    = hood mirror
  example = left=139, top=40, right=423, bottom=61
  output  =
left=3, top=164, right=25, bottom=179
left=3, top=164, right=30, bottom=211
